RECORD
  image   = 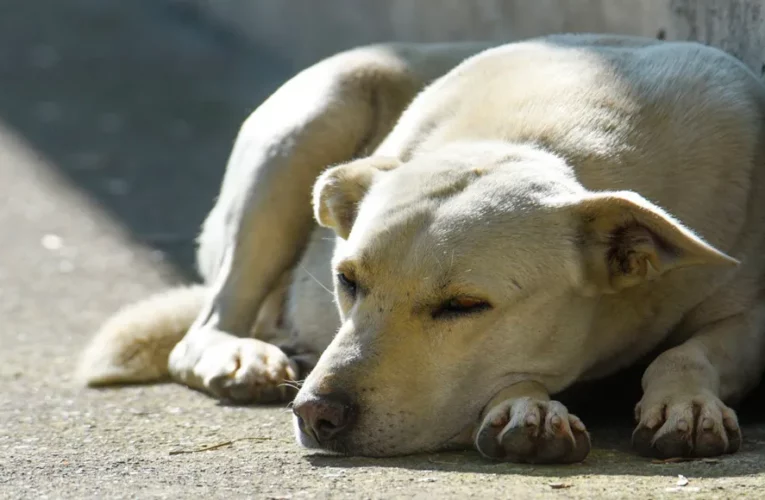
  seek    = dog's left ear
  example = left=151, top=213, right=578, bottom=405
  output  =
left=313, top=156, right=401, bottom=239
left=569, top=191, right=739, bottom=294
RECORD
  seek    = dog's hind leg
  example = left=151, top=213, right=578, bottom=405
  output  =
left=169, top=42, right=494, bottom=403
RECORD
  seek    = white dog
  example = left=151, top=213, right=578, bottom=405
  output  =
left=80, top=34, right=765, bottom=463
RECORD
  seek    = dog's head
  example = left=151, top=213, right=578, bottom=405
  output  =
left=292, top=142, right=736, bottom=456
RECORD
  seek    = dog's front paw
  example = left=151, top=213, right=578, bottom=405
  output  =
left=632, top=391, right=741, bottom=458
left=475, top=397, right=590, bottom=464
left=193, top=338, right=299, bottom=404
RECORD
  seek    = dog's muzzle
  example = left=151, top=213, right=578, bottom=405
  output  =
left=292, top=390, right=358, bottom=450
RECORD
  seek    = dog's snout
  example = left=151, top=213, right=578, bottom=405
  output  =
left=293, top=391, right=357, bottom=444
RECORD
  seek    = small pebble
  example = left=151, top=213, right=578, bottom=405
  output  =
left=41, top=234, right=63, bottom=251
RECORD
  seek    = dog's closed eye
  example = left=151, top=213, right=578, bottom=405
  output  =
left=337, top=272, right=358, bottom=297
left=432, top=296, right=492, bottom=320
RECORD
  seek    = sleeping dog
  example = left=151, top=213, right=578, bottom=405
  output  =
left=80, top=34, right=765, bottom=463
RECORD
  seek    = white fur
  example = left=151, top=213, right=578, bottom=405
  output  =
left=79, top=34, right=765, bottom=462
left=79, top=285, right=206, bottom=386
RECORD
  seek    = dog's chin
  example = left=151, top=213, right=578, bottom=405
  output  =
left=291, top=413, right=475, bottom=457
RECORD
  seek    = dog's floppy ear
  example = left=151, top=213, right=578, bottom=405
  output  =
left=313, top=156, right=401, bottom=239
left=569, top=191, right=739, bottom=294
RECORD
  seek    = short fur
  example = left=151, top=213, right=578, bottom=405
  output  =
left=79, top=34, right=765, bottom=463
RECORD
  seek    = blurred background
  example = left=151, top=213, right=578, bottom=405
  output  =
left=2, top=0, right=762, bottom=286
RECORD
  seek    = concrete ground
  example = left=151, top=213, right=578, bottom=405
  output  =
left=1, top=1, right=764, bottom=498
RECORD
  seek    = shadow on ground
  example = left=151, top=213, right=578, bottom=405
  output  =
left=0, top=0, right=291, bottom=279
left=307, top=374, right=765, bottom=478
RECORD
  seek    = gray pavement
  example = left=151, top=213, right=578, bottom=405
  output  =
left=1, top=1, right=764, bottom=498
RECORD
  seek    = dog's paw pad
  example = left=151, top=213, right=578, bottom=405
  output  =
left=476, top=397, right=590, bottom=464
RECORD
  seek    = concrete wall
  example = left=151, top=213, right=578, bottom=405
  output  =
left=183, top=0, right=765, bottom=75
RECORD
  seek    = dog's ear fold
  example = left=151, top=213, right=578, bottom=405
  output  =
left=569, top=191, right=738, bottom=294
left=313, top=156, right=400, bottom=239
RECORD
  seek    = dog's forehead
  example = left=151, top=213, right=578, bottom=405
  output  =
left=340, top=150, right=580, bottom=286
left=345, top=188, right=564, bottom=284
left=344, top=204, right=433, bottom=270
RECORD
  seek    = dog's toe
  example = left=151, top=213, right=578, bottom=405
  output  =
left=652, top=426, right=694, bottom=459
left=632, top=392, right=741, bottom=458
left=694, top=421, right=729, bottom=457
left=195, top=338, right=298, bottom=404
left=476, top=397, right=590, bottom=464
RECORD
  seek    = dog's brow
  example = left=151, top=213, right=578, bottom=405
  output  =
left=336, top=258, right=375, bottom=285
left=356, top=253, right=374, bottom=274
left=336, top=259, right=359, bottom=276
left=437, top=275, right=483, bottom=297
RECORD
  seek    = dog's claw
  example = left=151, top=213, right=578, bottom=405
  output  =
left=475, top=397, right=590, bottom=464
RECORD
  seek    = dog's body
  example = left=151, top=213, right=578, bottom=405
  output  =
left=80, top=34, right=765, bottom=463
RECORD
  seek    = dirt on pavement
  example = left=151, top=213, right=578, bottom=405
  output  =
left=1, top=1, right=764, bottom=498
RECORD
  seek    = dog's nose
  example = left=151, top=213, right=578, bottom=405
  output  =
left=293, top=391, right=357, bottom=443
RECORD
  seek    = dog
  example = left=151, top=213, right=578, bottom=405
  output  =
left=79, top=34, right=765, bottom=464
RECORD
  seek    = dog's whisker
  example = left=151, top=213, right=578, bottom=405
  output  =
left=299, top=265, right=334, bottom=296
left=278, top=381, right=302, bottom=390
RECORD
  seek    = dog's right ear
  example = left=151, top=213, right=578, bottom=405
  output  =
left=313, top=156, right=400, bottom=239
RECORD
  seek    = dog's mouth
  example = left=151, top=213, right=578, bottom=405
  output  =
left=292, top=408, right=478, bottom=457
left=291, top=375, right=536, bottom=457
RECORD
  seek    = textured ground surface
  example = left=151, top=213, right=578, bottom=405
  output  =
left=1, top=1, right=764, bottom=498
